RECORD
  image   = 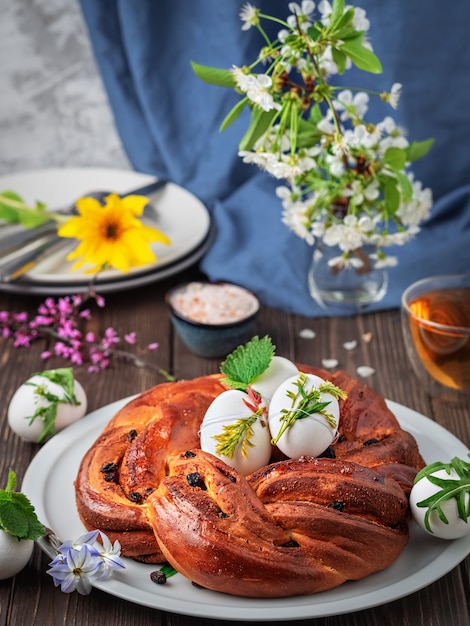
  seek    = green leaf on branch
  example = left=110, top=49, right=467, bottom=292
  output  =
left=334, top=25, right=360, bottom=41
left=296, top=116, right=323, bottom=148
left=382, top=177, right=400, bottom=216
left=395, top=171, right=413, bottom=202
left=190, top=61, right=235, bottom=88
left=306, top=22, right=323, bottom=41
left=331, top=47, right=348, bottom=74
left=329, top=5, right=356, bottom=36
left=338, top=37, right=383, bottom=73
left=239, top=108, right=279, bottom=151
left=220, top=97, right=248, bottom=131
left=384, top=147, right=407, bottom=171
left=307, top=104, right=323, bottom=125
left=406, top=138, right=434, bottom=162
left=329, top=0, right=346, bottom=27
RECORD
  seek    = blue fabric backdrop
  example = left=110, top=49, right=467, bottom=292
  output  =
left=78, top=0, right=470, bottom=316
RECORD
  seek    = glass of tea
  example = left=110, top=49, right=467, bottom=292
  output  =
left=401, top=274, right=470, bottom=401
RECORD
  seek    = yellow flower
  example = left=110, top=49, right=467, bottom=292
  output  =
left=57, top=193, right=171, bottom=274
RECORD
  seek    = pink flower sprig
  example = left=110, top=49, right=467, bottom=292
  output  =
left=0, top=289, right=174, bottom=380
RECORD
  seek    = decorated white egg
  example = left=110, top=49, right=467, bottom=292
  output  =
left=200, top=389, right=272, bottom=475
left=0, top=531, right=34, bottom=580
left=8, top=370, right=87, bottom=442
left=410, top=465, right=470, bottom=540
left=268, top=373, right=343, bottom=459
left=251, top=356, right=299, bottom=403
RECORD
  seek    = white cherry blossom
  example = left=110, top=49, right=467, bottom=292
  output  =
left=239, top=3, right=258, bottom=30
left=334, top=90, right=369, bottom=121
left=231, top=67, right=281, bottom=112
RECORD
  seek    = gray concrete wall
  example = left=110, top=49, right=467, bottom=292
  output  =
left=0, top=0, right=130, bottom=176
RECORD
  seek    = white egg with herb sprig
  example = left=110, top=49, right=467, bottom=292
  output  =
left=200, top=388, right=272, bottom=475
left=8, top=368, right=87, bottom=443
left=250, top=355, right=299, bottom=402
left=200, top=335, right=298, bottom=475
left=268, top=373, right=347, bottom=459
left=0, top=470, right=45, bottom=580
left=410, top=456, right=470, bottom=540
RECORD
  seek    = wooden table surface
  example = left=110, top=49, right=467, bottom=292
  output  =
left=0, top=267, right=469, bottom=626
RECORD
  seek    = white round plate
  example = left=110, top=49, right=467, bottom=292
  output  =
left=22, top=399, right=470, bottom=621
left=0, top=168, right=211, bottom=293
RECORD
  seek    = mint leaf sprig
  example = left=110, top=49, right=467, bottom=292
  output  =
left=271, top=373, right=347, bottom=446
left=220, top=335, right=275, bottom=391
left=414, top=455, right=470, bottom=534
left=0, top=469, right=45, bottom=541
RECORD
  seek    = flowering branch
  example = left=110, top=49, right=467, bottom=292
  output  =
left=192, top=0, right=434, bottom=270
left=0, top=287, right=174, bottom=380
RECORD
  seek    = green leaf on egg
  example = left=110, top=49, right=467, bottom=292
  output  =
left=414, top=455, right=470, bottom=533
left=270, top=373, right=347, bottom=446
left=25, top=368, right=81, bottom=443
left=220, top=336, right=275, bottom=391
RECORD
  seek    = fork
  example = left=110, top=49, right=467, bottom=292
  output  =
left=0, top=179, right=168, bottom=282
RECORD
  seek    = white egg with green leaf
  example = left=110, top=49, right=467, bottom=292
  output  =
left=250, top=356, right=299, bottom=402
left=410, top=456, right=470, bottom=540
left=200, top=389, right=272, bottom=475
left=8, top=368, right=87, bottom=443
left=268, top=373, right=347, bottom=459
left=0, top=470, right=45, bottom=579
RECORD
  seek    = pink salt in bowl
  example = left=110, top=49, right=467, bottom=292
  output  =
left=166, top=281, right=260, bottom=358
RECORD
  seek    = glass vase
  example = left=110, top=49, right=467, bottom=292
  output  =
left=308, top=242, right=388, bottom=315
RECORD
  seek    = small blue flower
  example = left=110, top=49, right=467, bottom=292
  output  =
left=47, top=529, right=125, bottom=594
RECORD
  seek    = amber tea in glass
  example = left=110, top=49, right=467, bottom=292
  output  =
left=401, top=275, right=470, bottom=398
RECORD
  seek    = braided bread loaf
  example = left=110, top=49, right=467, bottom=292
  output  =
left=74, top=366, right=425, bottom=595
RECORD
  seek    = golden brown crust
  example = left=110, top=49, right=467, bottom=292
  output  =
left=74, top=375, right=226, bottom=561
left=74, top=366, right=425, bottom=596
left=148, top=450, right=409, bottom=597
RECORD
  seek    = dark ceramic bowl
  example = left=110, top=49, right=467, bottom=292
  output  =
left=166, top=281, right=260, bottom=358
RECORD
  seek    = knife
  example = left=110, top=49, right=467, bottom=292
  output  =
left=0, top=178, right=168, bottom=282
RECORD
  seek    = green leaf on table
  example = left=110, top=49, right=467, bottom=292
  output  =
left=0, top=190, right=50, bottom=228
left=0, top=470, right=45, bottom=540
left=221, top=336, right=275, bottom=391
left=190, top=61, right=235, bottom=88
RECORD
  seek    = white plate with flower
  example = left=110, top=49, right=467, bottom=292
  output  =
left=0, top=168, right=212, bottom=294
left=22, top=397, right=470, bottom=621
